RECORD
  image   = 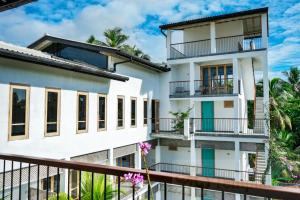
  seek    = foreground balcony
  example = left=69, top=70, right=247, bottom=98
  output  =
left=169, top=35, right=264, bottom=60
left=0, top=154, right=299, bottom=200
left=169, top=79, right=237, bottom=98
left=151, top=118, right=266, bottom=138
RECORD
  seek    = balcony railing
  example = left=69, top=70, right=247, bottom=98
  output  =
left=216, top=35, right=263, bottom=54
left=150, top=163, right=266, bottom=184
left=194, top=78, right=233, bottom=96
left=151, top=118, right=266, bottom=136
left=0, top=154, right=299, bottom=200
left=192, top=118, right=265, bottom=135
left=169, top=35, right=263, bottom=59
left=169, top=81, right=190, bottom=98
left=170, top=39, right=211, bottom=59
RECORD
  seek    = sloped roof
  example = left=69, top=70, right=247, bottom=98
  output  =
left=160, top=7, right=268, bottom=30
left=28, top=35, right=170, bottom=72
left=0, top=41, right=129, bottom=81
left=0, top=0, right=36, bottom=12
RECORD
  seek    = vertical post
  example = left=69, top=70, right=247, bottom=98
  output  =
left=210, top=22, right=216, bottom=53
left=233, top=57, right=240, bottom=134
left=234, top=141, right=241, bottom=181
left=189, top=62, right=195, bottom=96
left=135, top=146, right=142, bottom=170
left=261, top=13, right=268, bottom=49
left=262, top=55, right=269, bottom=136
left=265, top=142, right=271, bottom=185
left=184, top=119, right=190, bottom=138
left=190, top=135, right=196, bottom=200
left=109, top=148, right=114, bottom=166
left=167, top=30, right=171, bottom=59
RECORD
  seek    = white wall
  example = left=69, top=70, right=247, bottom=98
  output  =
left=183, top=25, right=210, bottom=42
left=215, top=20, right=243, bottom=38
left=0, top=57, right=161, bottom=160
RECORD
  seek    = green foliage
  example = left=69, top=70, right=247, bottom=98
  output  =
left=81, top=172, right=118, bottom=200
left=49, top=193, right=73, bottom=200
left=169, top=108, right=192, bottom=133
left=87, top=27, right=150, bottom=60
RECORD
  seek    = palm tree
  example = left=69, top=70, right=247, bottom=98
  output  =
left=86, top=35, right=101, bottom=45
left=121, top=45, right=151, bottom=60
left=49, top=193, right=73, bottom=200
left=100, top=27, right=129, bottom=48
left=283, top=67, right=300, bottom=95
left=81, top=172, right=117, bottom=200
left=257, top=78, right=292, bottom=130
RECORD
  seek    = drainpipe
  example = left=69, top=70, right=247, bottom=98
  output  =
left=113, top=57, right=132, bottom=72
left=160, top=29, right=167, bottom=37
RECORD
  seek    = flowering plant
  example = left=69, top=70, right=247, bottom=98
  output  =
left=124, top=173, right=144, bottom=187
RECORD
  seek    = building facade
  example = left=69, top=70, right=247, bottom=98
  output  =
left=0, top=7, right=270, bottom=200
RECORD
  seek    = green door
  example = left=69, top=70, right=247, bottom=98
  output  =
left=202, top=148, right=215, bottom=177
left=201, top=101, right=214, bottom=132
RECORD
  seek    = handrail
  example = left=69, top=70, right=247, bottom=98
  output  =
left=171, top=38, right=211, bottom=45
left=0, top=154, right=299, bottom=199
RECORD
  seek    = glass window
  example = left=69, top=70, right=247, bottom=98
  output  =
left=143, top=99, right=148, bottom=126
left=45, top=89, right=60, bottom=136
left=9, top=85, right=29, bottom=140
left=117, top=96, right=124, bottom=128
left=77, top=92, right=88, bottom=133
left=116, top=154, right=135, bottom=168
left=98, top=94, right=106, bottom=131
left=131, top=97, right=137, bottom=127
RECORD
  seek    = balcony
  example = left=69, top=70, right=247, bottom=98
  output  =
left=169, top=35, right=264, bottom=60
left=151, top=118, right=266, bottom=138
left=150, top=163, right=265, bottom=184
left=0, top=154, right=299, bottom=200
left=169, top=79, right=236, bottom=98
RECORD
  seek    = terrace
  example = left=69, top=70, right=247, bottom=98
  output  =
left=0, top=154, right=299, bottom=200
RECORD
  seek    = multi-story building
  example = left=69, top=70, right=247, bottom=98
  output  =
left=155, top=7, right=270, bottom=186
left=0, top=7, right=274, bottom=200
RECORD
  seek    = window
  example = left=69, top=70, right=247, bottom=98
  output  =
left=98, top=94, right=107, bottom=131
left=77, top=92, right=88, bottom=133
left=70, top=170, right=79, bottom=199
left=45, top=89, right=60, bottom=136
left=116, top=154, right=135, bottom=168
left=117, top=96, right=124, bottom=129
left=131, top=97, right=137, bottom=127
left=9, top=85, right=30, bottom=140
left=224, top=101, right=234, bottom=108
left=143, top=99, right=148, bottom=126
left=41, top=175, right=59, bottom=193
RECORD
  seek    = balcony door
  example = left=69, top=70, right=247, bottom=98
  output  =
left=201, top=101, right=214, bottom=132
left=152, top=100, right=160, bottom=133
left=202, top=148, right=215, bottom=177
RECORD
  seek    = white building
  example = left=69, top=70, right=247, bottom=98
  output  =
left=0, top=7, right=270, bottom=200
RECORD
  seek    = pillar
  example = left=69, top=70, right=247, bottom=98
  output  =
left=167, top=30, right=171, bottom=59
left=189, top=62, right=195, bottom=96
left=190, top=135, right=196, bottom=200
left=210, top=22, right=216, bottom=53
left=261, top=14, right=268, bottom=49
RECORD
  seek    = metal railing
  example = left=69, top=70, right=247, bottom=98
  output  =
left=0, top=154, right=299, bottom=200
left=150, top=163, right=266, bottom=184
left=169, top=80, right=190, bottom=98
left=194, top=78, right=233, bottom=96
left=170, top=39, right=211, bottom=59
left=152, top=118, right=183, bottom=135
left=216, top=35, right=263, bottom=54
left=169, top=35, right=264, bottom=59
left=192, top=118, right=265, bottom=135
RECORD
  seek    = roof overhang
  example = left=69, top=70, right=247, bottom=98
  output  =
left=0, top=47, right=129, bottom=82
left=0, top=0, right=36, bottom=12
left=29, top=35, right=170, bottom=73
left=160, top=7, right=268, bottom=30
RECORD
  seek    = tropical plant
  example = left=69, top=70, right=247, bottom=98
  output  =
left=169, top=108, right=192, bottom=133
left=81, top=172, right=117, bottom=200
left=87, top=27, right=151, bottom=60
left=283, top=67, right=300, bottom=95
left=49, top=193, right=73, bottom=200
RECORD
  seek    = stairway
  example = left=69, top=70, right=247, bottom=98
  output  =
left=255, top=151, right=267, bottom=183
left=253, top=97, right=264, bottom=134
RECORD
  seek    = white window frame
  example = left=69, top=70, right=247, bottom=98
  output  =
left=117, top=95, right=125, bottom=129
left=76, top=92, right=89, bottom=134
left=97, top=94, right=107, bottom=132
left=45, top=88, right=61, bottom=137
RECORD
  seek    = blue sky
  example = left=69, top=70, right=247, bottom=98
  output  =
left=0, top=0, right=299, bottom=78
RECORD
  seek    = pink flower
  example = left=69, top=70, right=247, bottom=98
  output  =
left=124, top=173, right=144, bottom=186
left=138, top=142, right=152, bottom=155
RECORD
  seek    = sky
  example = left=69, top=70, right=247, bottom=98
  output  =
left=0, top=0, right=299, bottom=78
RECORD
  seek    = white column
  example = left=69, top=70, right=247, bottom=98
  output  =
left=63, top=158, right=70, bottom=194
left=155, top=141, right=161, bottom=170
left=190, top=100, right=196, bottom=133
left=233, top=57, right=239, bottom=94
left=210, top=22, right=216, bottom=53
left=135, top=148, right=142, bottom=169
left=109, top=148, right=114, bottom=166
left=190, top=135, right=196, bottom=200
left=265, top=142, right=271, bottom=185
left=234, top=97, right=240, bottom=134
left=189, top=62, right=195, bottom=96
left=262, top=56, right=269, bottom=136
left=167, top=30, right=171, bottom=59
left=261, top=14, right=268, bottom=48
left=234, top=141, right=241, bottom=181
